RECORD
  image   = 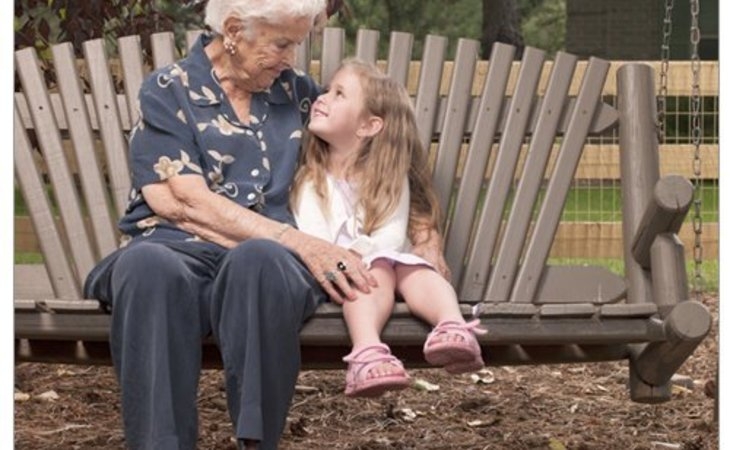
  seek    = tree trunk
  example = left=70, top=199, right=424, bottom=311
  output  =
left=481, top=0, right=524, bottom=59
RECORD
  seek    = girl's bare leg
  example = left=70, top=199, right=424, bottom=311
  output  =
left=343, top=260, right=401, bottom=377
left=395, top=264, right=464, bottom=327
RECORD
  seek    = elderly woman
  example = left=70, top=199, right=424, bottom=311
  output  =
left=84, top=0, right=448, bottom=449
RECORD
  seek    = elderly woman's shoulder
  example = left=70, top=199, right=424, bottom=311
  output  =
left=278, top=68, right=320, bottom=98
left=141, top=62, right=192, bottom=90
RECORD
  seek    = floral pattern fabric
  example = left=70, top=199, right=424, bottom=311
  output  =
left=118, top=32, right=320, bottom=243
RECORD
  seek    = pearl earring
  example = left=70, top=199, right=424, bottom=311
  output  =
left=223, top=38, right=236, bottom=56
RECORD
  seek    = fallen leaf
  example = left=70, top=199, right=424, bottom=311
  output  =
left=294, top=385, right=319, bottom=394
left=466, top=416, right=499, bottom=428
left=14, top=392, right=30, bottom=402
left=37, top=390, right=59, bottom=402
left=650, top=442, right=681, bottom=450
left=549, top=437, right=567, bottom=450
left=395, top=408, right=418, bottom=422
left=470, top=369, right=495, bottom=384
left=413, top=378, right=440, bottom=392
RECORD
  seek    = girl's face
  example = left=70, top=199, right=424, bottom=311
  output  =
left=308, top=67, right=370, bottom=150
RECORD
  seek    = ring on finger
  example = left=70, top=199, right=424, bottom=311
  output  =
left=336, top=261, right=347, bottom=272
left=324, top=270, right=337, bottom=282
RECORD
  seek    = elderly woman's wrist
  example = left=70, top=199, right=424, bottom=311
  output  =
left=272, top=222, right=292, bottom=243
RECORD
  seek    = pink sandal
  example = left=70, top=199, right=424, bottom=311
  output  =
left=343, top=344, right=411, bottom=398
left=423, top=319, right=487, bottom=374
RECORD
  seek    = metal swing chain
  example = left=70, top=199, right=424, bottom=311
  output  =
left=658, top=0, right=674, bottom=143
left=689, top=0, right=704, bottom=300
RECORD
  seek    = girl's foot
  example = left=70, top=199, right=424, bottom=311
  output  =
left=423, top=319, right=487, bottom=374
left=343, top=343, right=411, bottom=397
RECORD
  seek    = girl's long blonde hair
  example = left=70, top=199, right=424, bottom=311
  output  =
left=290, top=58, right=441, bottom=240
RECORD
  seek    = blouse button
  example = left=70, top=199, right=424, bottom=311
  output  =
left=251, top=169, right=260, bottom=177
left=247, top=193, right=256, bottom=201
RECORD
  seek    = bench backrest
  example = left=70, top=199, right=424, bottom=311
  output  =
left=14, top=27, right=623, bottom=304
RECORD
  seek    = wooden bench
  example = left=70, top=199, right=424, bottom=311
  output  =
left=14, top=27, right=711, bottom=404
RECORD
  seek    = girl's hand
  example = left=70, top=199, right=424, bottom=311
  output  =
left=411, top=229, right=451, bottom=282
left=281, top=229, right=377, bottom=304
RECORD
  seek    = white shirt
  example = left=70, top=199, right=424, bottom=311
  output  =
left=293, top=174, right=412, bottom=258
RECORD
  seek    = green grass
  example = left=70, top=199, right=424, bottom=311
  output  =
left=560, top=184, right=718, bottom=222
left=14, top=252, right=44, bottom=264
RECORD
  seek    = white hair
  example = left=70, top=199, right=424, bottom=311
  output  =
left=205, top=0, right=326, bottom=34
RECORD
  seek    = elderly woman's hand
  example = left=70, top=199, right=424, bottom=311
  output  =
left=281, top=229, right=377, bottom=304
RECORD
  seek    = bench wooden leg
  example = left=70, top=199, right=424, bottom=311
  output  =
left=628, top=300, right=711, bottom=403
left=628, top=359, right=671, bottom=404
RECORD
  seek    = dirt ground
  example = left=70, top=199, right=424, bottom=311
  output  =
left=15, top=296, right=718, bottom=449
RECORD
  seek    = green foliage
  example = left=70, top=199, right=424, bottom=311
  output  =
left=15, top=0, right=567, bottom=61
left=520, top=0, right=565, bottom=55
left=329, top=0, right=566, bottom=58
left=14, top=0, right=206, bottom=63
left=330, top=0, right=482, bottom=58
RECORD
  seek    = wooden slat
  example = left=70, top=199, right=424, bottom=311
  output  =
left=118, top=35, right=147, bottom=126
left=413, top=35, right=447, bottom=150
left=459, top=47, right=545, bottom=301
left=512, top=57, right=611, bottom=302
left=186, top=29, right=204, bottom=52
left=83, top=39, right=132, bottom=218
left=294, top=34, right=311, bottom=74
left=14, top=265, right=55, bottom=300
left=15, top=48, right=97, bottom=285
left=355, top=29, right=379, bottom=64
left=473, top=303, right=538, bottom=317
left=430, top=38, right=479, bottom=223
left=14, top=103, right=80, bottom=299
left=600, top=303, right=658, bottom=318
left=485, top=51, right=577, bottom=302
left=531, top=265, right=625, bottom=303
left=444, top=43, right=514, bottom=286
left=539, top=304, right=597, bottom=317
left=385, top=31, right=413, bottom=86
left=52, top=42, right=119, bottom=258
left=151, top=31, right=176, bottom=69
left=320, top=27, right=345, bottom=85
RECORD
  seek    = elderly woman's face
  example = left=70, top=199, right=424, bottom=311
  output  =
left=233, top=15, right=312, bottom=91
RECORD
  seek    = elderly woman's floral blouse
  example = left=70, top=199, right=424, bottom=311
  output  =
left=118, top=32, right=319, bottom=245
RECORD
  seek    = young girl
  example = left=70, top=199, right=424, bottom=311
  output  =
left=290, top=59, right=486, bottom=398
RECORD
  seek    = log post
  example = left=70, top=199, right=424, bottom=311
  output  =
left=617, top=63, right=658, bottom=305
left=631, top=175, right=694, bottom=269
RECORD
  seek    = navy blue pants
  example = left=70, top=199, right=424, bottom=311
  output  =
left=85, top=238, right=325, bottom=450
